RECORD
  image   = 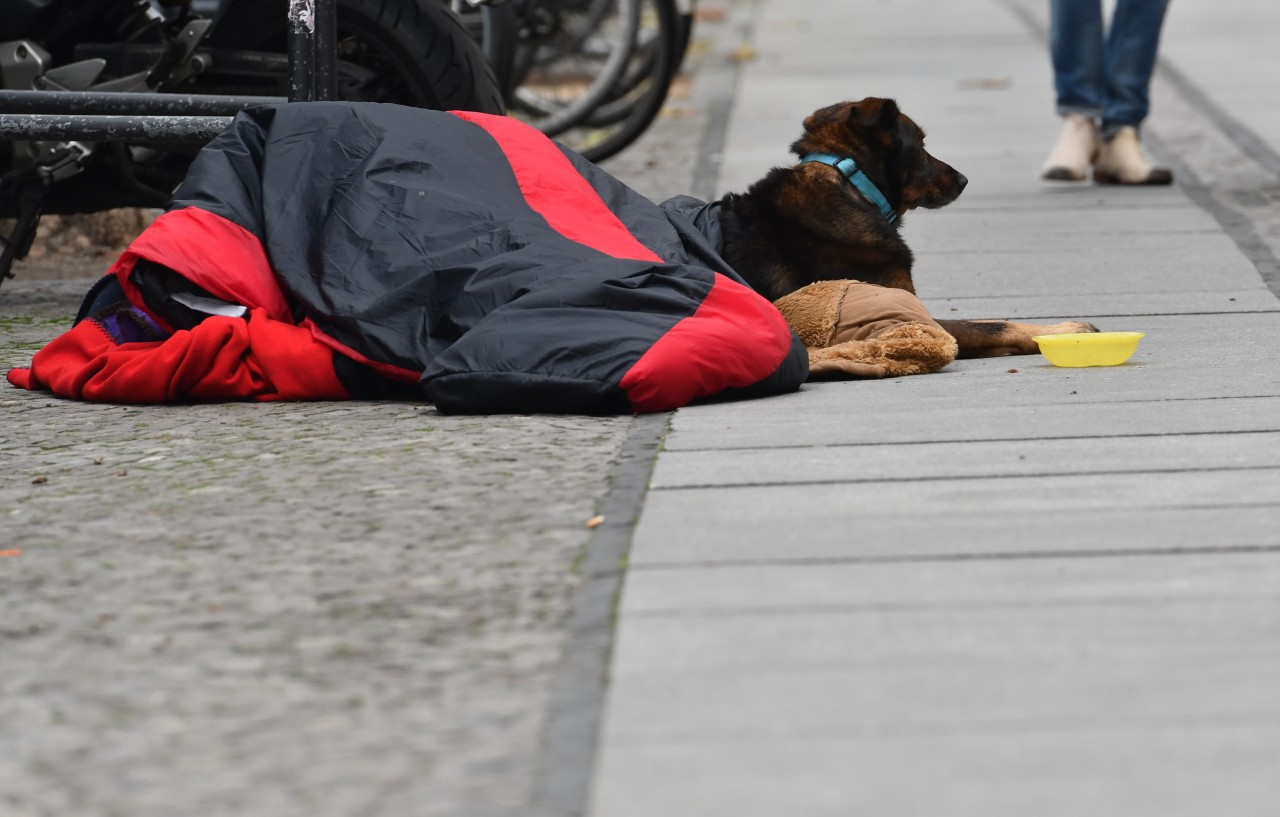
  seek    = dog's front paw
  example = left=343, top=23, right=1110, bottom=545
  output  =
left=1034, top=321, right=1099, bottom=336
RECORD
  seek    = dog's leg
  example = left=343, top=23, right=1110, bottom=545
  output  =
left=936, top=318, right=1099, bottom=358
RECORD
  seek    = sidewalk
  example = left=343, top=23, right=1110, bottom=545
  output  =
left=589, top=0, right=1280, bottom=814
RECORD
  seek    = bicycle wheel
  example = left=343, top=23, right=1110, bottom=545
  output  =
left=555, top=0, right=679, bottom=162
left=507, top=0, right=640, bottom=137
left=672, top=0, right=695, bottom=73
left=205, top=0, right=505, bottom=113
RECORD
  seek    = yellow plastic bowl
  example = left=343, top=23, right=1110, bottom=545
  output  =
left=1032, top=331, right=1144, bottom=367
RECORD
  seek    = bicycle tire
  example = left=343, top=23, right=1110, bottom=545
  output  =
left=508, top=0, right=640, bottom=137
left=205, top=0, right=505, bottom=113
left=561, top=0, right=679, bottom=162
left=580, top=1, right=670, bottom=127
left=672, top=0, right=694, bottom=73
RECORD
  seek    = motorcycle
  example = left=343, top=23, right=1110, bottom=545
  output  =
left=0, top=0, right=505, bottom=284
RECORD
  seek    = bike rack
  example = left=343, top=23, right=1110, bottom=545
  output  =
left=0, top=0, right=337, bottom=143
left=0, top=0, right=341, bottom=282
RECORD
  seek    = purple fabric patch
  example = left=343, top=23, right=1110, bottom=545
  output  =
left=93, top=304, right=169, bottom=345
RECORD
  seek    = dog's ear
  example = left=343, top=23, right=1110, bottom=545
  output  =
left=793, top=98, right=903, bottom=157
left=802, top=102, right=854, bottom=134
left=854, top=98, right=901, bottom=133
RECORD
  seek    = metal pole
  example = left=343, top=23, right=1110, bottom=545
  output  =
left=314, top=0, right=338, bottom=101
left=0, top=114, right=232, bottom=143
left=0, top=90, right=285, bottom=116
left=287, top=0, right=317, bottom=102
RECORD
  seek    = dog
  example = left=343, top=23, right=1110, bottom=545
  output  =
left=719, top=98, right=1097, bottom=358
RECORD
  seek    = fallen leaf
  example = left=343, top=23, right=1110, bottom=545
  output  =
left=93, top=457, right=104, bottom=465
left=666, top=74, right=693, bottom=100
left=31, top=475, right=47, bottom=485
left=731, top=43, right=757, bottom=63
left=659, top=105, right=696, bottom=120
left=0, top=549, right=21, bottom=558
left=585, top=515, right=605, bottom=529
left=1007, top=368, right=1019, bottom=373
left=958, top=77, right=1012, bottom=90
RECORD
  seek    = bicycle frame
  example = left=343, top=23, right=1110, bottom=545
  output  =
left=0, top=0, right=340, bottom=281
left=0, top=0, right=336, bottom=143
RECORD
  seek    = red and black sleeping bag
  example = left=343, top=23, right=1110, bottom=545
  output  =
left=8, top=102, right=807, bottom=413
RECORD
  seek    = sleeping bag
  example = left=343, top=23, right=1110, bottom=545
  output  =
left=7, top=102, right=808, bottom=414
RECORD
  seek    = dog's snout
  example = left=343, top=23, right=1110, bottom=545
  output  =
left=956, top=172, right=968, bottom=191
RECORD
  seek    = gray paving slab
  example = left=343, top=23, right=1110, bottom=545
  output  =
left=905, top=205, right=1222, bottom=242
left=608, top=598, right=1280, bottom=674
left=603, top=653, right=1280, bottom=741
left=921, top=288, right=1278, bottom=321
left=741, top=67, right=1034, bottom=97
left=909, top=247, right=1259, bottom=298
left=603, top=632, right=1279, bottom=737
left=618, top=549, right=1280, bottom=614
left=651, top=429, right=1280, bottom=488
left=628, top=500, right=1280, bottom=564
left=665, top=391, right=1280, bottom=449
left=906, top=220, right=1221, bottom=253
left=591, top=727, right=1280, bottom=817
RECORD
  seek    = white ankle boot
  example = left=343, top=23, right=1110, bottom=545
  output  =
left=1093, top=126, right=1173, bottom=185
left=1041, top=114, right=1099, bottom=181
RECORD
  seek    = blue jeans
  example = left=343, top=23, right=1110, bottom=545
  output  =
left=1050, top=0, right=1171, bottom=138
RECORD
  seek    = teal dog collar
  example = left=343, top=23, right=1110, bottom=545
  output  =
left=802, top=152, right=897, bottom=225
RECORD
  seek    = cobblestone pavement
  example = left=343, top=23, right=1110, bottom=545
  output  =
left=0, top=5, right=747, bottom=814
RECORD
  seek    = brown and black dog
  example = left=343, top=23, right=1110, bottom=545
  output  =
left=719, top=98, right=1096, bottom=357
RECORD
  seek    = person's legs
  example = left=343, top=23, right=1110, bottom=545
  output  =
left=1093, top=0, right=1173, bottom=184
left=1043, top=0, right=1104, bottom=181
left=1100, top=0, right=1171, bottom=136
left=1051, top=0, right=1105, bottom=118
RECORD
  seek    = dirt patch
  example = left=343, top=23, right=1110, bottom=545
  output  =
left=5, top=209, right=154, bottom=281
